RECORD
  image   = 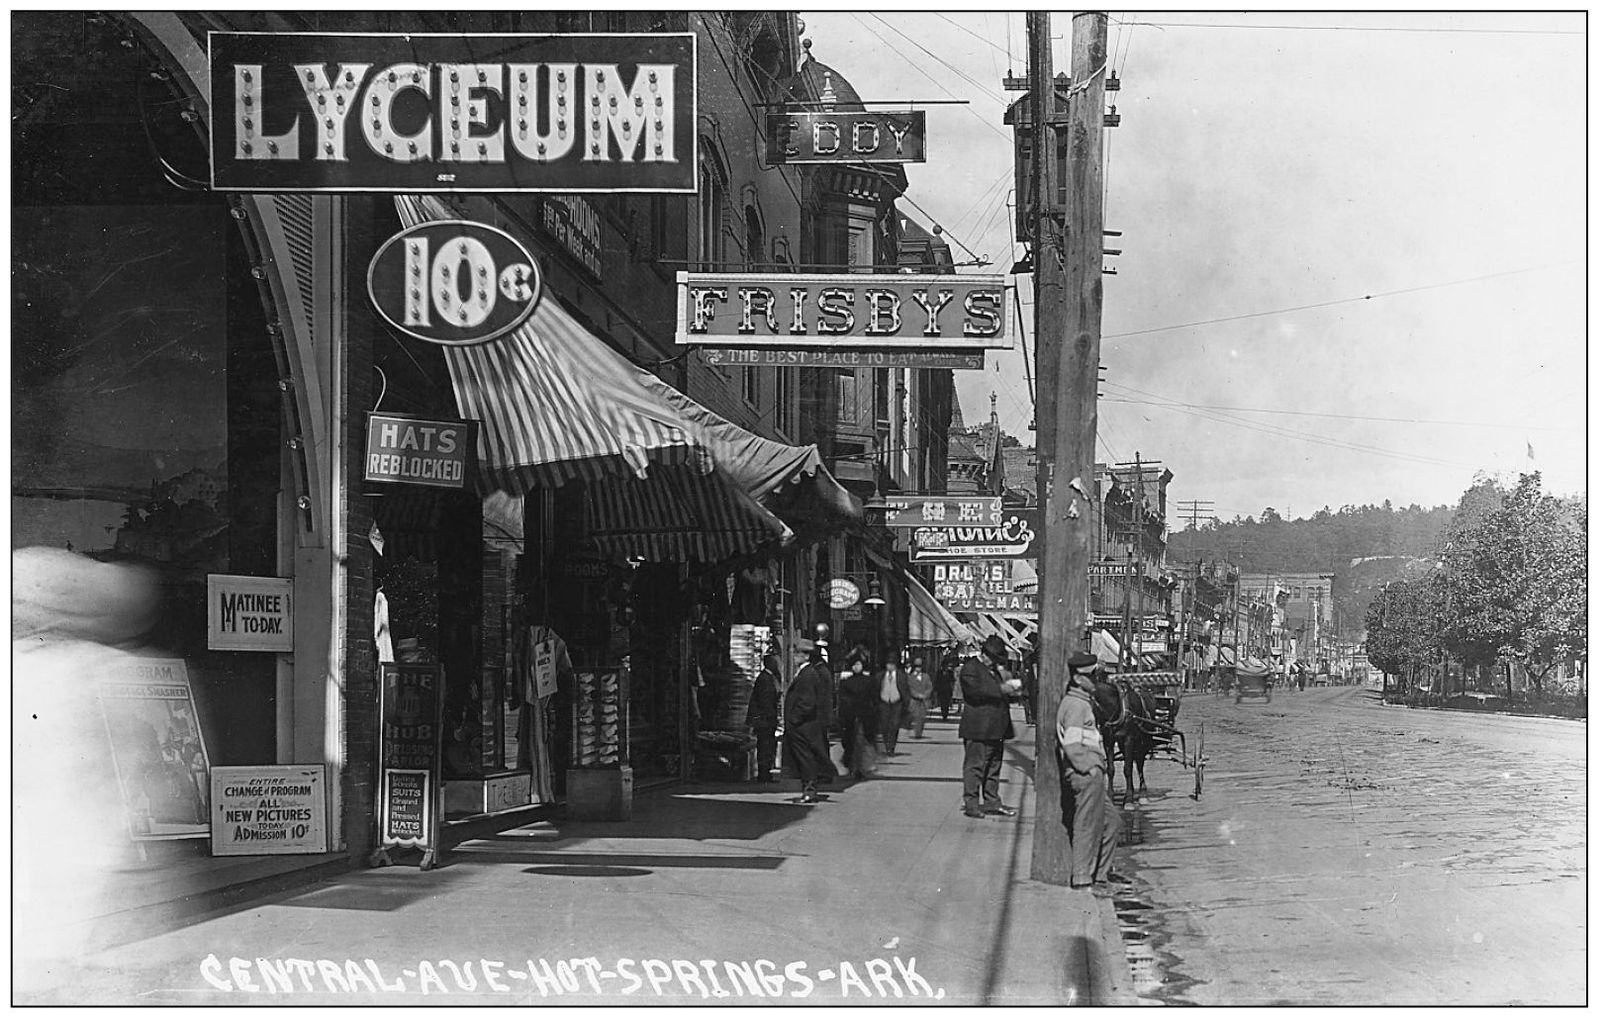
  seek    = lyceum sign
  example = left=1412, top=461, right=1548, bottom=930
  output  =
left=208, top=32, right=696, bottom=192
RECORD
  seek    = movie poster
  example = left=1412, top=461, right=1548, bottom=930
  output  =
left=99, top=658, right=212, bottom=840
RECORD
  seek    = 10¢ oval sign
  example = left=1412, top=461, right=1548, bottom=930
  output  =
left=368, top=220, right=542, bottom=346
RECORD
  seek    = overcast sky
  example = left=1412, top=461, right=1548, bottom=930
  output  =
left=801, top=10, right=1586, bottom=524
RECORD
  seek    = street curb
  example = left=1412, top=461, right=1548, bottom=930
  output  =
left=1093, top=894, right=1140, bottom=1004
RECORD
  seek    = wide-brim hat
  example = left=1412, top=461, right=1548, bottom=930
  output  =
left=980, top=635, right=1010, bottom=661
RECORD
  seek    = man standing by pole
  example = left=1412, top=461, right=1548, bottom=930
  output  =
left=1058, top=652, right=1124, bottom=889
left=1030, top=10, right=1108, bottom=886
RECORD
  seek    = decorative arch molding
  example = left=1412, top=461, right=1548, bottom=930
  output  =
left=124, top=12, right=331, bottom=547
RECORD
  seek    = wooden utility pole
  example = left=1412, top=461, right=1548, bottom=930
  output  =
left=1030, top=10, right=1107, bottom=886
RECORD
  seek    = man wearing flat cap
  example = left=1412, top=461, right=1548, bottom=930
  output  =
left=957, top=634, right=1018, bottom=819
left=1057, top=652, right=1122, bottom=888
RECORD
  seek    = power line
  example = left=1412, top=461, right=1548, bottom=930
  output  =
left=934, top=12, right=1012, bottom=56
left=849, top=13, right=1012, bottom=142
left=698, top=16, right=804, bottom=211
left=1100, top=386, right=1574, bottom=432
left=1105, top=262, right=1580, bottom=340
left=898, top=192, right=989, bottom=266
left=869, top=12, right=1003, bottom=97
left=1103, top=392, right=1484, bottom=470
left=1118, top=18, right=1582, bottom=36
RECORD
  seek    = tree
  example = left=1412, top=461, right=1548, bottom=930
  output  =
left=1441, top=472, right=1586, bottom=696
left=1364, top=578, right=1441, bottom=692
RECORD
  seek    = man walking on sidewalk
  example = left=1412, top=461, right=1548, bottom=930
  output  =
left=746, top=655, right=781, bottom=782
left=1057, top=653, right=1123, bottom=888
left=907, top=654, right=934, bottom=739
left=877, top=651, right=910, bottom=756
left=935, top=646, right=958, bottom=722
left=959, top=635, right=1017, bottom=819
left=784, top=641, right=836, bottom=803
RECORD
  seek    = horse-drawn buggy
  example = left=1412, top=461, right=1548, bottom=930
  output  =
left=1233, top=660, right=1273, bottom=704
left=1092, top=670, right=1195, bottom=804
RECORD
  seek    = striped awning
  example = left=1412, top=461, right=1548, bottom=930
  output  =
left=392, top=196, right=858, bottom=563
left=582, top=463, right=789, bottom=562
left=964, top=612, right=1026, bottom=652
left=904, top=572, right=975, bottom=645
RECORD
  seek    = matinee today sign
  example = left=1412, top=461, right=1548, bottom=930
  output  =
left=208, top=32, right=696, bottom=192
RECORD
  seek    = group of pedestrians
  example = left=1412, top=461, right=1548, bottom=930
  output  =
left=837, top=645, right=944, bottom=777
left=758, top=630, right=1126, bottom=891
left=755, top=636, right=964, bottom=802
left=953, top=634, right=1127, bottom=891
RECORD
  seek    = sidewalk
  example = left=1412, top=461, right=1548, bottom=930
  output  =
left=17, top=707, right=1134, bottom=1005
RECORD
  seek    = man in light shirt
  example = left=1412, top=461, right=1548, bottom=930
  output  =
left=1056, top=652, right=1125, bottom=889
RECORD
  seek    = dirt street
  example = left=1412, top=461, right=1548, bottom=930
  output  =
left=1112, top=685, right=1584, bottom=1006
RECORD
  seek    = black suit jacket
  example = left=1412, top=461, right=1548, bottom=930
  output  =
left=958, top=656, right=1014, bottom=741
left=785, top=661, right=835, bottom=729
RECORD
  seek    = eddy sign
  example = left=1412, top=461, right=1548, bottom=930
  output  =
left=368, top=220, right=541, bottom=346
left=208, top=32, right=696, bottom=192
left=764, top=111, right=926, bottom=164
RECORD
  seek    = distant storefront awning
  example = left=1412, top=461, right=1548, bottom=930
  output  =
left=904, top=572, right=975, bottom=645
left=966, top=613, right=1030, bottom=653
left=1092, top=627, right=1124, bottom=667
left=395, top=197, right=859, bottom=562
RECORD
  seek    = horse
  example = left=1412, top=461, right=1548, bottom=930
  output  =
left=1089, top=674, right=1183, bottom=806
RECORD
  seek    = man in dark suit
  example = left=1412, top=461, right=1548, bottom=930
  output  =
left=746, top=654, right=781, bottom=782
left=959, top=635, right=1017, bottom=819
left=784, top=641, right=836, bottom=803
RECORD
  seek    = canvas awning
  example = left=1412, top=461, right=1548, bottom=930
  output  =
left=394, top=196, right=859, bottom=562
left=904, top=572, right=975, bottom=645
left=1092, top=627, right=1124, bottom=667
left=967, top=613, right=1030, bottom=652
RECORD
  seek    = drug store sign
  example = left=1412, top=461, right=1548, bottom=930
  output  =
left=208, top=32, right=696, bottom=192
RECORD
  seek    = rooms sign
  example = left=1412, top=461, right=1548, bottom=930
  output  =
left=208, top=32, right=696, bottom=192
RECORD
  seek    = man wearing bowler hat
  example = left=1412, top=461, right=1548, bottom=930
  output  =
left=1058, top=652, right=1125, bottom=888
left=958, top=634, right=1018, bottom=818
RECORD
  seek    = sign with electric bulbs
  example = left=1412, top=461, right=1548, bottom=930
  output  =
left=208, top=32, right=696, bottom=192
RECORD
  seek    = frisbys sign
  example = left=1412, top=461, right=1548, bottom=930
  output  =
left=208, top=32, right=696, bottom=192
left=764, top=110, right=926, bottom=164
left=676, top=273, right=1013, bottom=349
left=368, top=220, right=540, bottom=346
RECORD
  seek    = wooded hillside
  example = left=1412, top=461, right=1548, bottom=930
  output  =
left=1168, top=501, right=1456, bottom=639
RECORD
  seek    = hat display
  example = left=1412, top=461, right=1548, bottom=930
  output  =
left=980, top=635, right=1010, bottom=661
left=1067, top=651, right=1100, bottom=671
